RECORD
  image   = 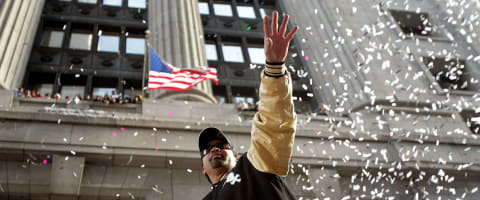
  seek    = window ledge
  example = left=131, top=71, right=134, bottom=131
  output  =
left=402, top=34, right=452, bottom=43
left=437, top=89, right=480, bottom=97
left=13, top=97, right=142, bottom=113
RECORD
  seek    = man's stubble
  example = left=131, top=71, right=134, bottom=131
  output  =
left=210, top=154, right=229, bottom=169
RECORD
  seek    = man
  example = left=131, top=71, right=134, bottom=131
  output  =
left=198, top=11, right=298, bottom=200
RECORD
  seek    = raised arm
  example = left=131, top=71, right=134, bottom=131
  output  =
left=247, top=11, right=298, bottom=176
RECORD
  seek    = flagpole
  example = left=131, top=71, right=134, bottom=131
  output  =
left=142, top=30, right=150, bottom=97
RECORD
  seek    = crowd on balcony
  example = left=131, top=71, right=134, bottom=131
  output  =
left=14, top=88, right=143, bottom=105
left=236, top=101, right=258, bottom=112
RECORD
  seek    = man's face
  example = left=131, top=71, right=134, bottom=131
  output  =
left=201, top=139, right=236, bottom=172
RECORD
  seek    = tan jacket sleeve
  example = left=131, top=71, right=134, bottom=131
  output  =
left=247, top=64, right=297, bottom=177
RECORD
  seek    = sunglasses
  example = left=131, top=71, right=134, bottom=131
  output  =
left=201, top=142, right=232, bottom=157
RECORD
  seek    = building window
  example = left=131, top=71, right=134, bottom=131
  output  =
left=97, top=27, right=120, bottom=52
left=62, top=86, right=85, bottom=99
left=205, top=43, right=218, bottom=61
left=247, top=47, right=265, bottom=64
left=213, top=3, right=233, bottom=17
left=98, top=35, right=119, bottom=52
left=60, top=74, right=87, bottom=98
left=221, top=36, right=244, bottom=63
left=70, top=32, right=92, bottom=50
left=126, top=29, right=145, bottom=55
left=233, top=96, right=254, bottom=104
left=39, top=84, right=54, bottom=96
left=123, top=79, right=142, bottom=98
left=78, top=0, right=97, bottom=4
left=232, top=86, right=257, bottom=111
left=198, top=2, right=210, bottom=15
left=222, top=45, right=244, bottom=63
left=390, top=10, right=434, bottom=36
left=212, top=84, right=227, bottom=104
left=236, top=6, right=256, bottom=19
left=69, top=24, right=93, bottom=50
left=259, top=0, right=275, bottom=18
left=103, top=0, right=122, bottom=7
left=128, top=0, right=146, bottom=8
left=41, top=30, right=64, bottom=48
left=422, top=57, right=473, bottom=91
left=93, top=88, right=116, bottom=97
left=126, top=38, right=145, bottom=54
left=40, top=21, right=66, bottom=48
left=25, top=71, right=56, bottom=96
left=247, top=38, right=265, bottom=64
left=260, top=8, right=273, bottom=19
left=93, top=76, right=118, bottom=97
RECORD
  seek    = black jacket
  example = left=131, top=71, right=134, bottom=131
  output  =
left=202, top=153, right=296, bottom=200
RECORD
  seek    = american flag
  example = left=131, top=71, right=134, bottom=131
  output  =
left=147, top=48, right=218, bottom=91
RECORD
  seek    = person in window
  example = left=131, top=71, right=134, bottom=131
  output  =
left=198, top=11, right=298, bottom=200
left=85, top=94, right=91, bottom=101
left=44, top=93, right=51, bottom=99
left=94, top=95, right=102, bottom=102
left=235, top=101, right=245, bottom=112
left=54, top=93, right=61, bottom=100
left=14, top=88, right=25, bottom=97
left=133, top=95, right=142, bottom=104
left=117, top=96, right=124, bottom=104
left=111, top=91, right=119, bottom=100
left=111, top=97, right=118, bottom=104
left=73, top=94, right=82, bottom=104
left=103, top=93, right=111, bottom=105
left=124, top=97, right=131, bottom=104
left=25, top=90, right=32, bottom=98
left=247, top=102, right=256, bottom=111
left=33, top=89, right=42, bottom=98
left=65, top=96, right=71, bottom=101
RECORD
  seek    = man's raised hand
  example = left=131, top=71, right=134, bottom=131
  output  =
left=264, top=11, right=298, bottom=63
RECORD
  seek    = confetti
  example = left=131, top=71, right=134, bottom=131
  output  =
left=19, top=2, right=480, bottom=199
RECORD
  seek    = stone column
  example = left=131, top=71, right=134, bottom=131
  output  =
left=0, top=0, right=45, bottom=90
left=148, top=0, right=216, bottom=103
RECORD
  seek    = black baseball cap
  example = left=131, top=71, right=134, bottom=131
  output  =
left=198, top=127, right=232, bottom=156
